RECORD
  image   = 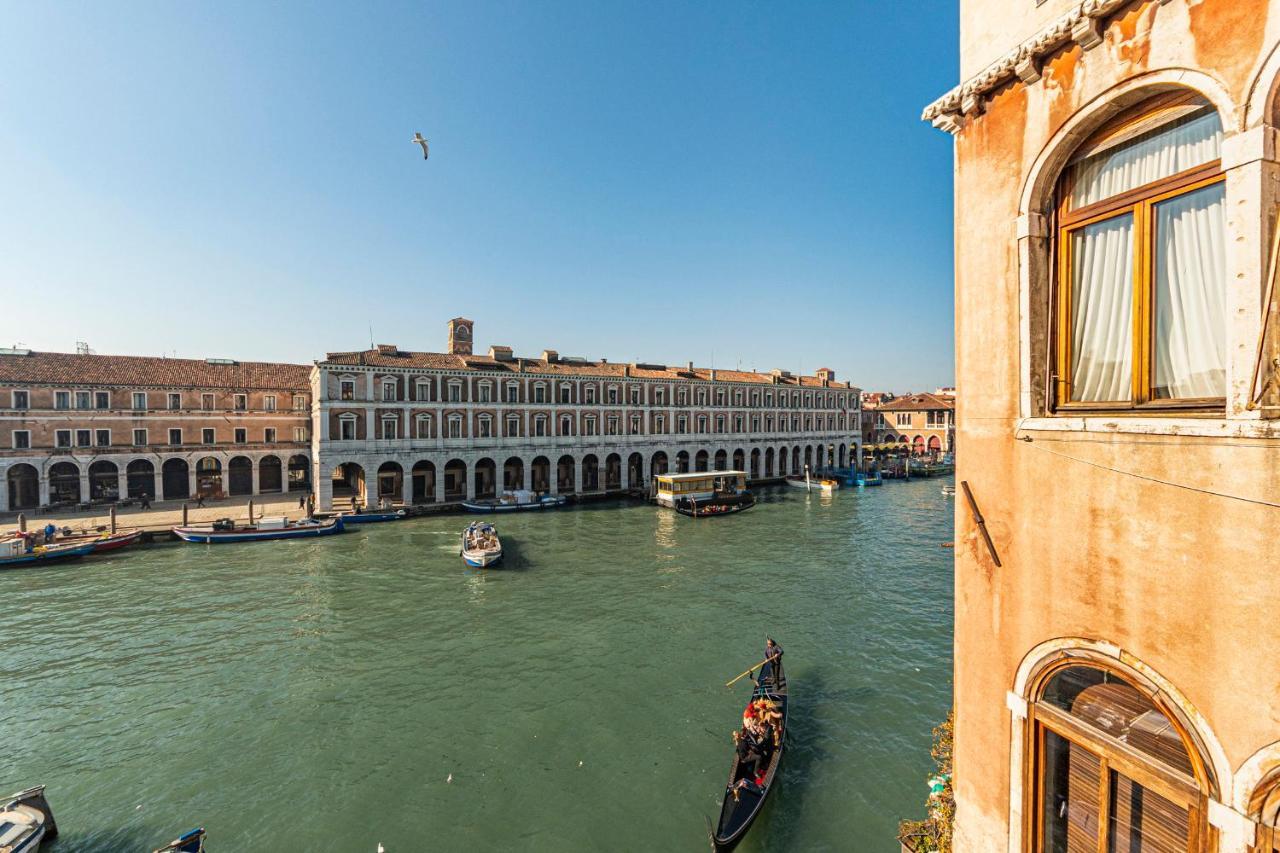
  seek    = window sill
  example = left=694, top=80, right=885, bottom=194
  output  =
left=1019, top=415, right=1280, bottom=440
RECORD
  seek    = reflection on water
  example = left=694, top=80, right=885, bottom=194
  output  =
left=1, top=478, right=954, bottom=851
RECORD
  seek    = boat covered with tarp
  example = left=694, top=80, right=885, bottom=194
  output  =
left=462, top=490, right=568, bottom=513
left=172, top=516, right=344, bottom=544
left=151, top=827, right=205, bottom=853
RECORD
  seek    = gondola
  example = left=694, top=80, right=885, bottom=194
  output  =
left=711, top=665, right=789, bottom=850
left=675, top=492, right=756, bottom=518
left=152, top=827, right=206, bottom=853
left=0, top=784, right=57, bottom=851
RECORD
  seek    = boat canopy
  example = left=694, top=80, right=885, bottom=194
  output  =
left=656, top=470, right=748, bottom=495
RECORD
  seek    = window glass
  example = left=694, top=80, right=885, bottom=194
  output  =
left=1153, top=182, right=1227, bottom=399
left=1070, top=214, right=1135, bottom=402
left=1108, top=768, right=1189, bottom=852
left=1067, top=109, right=1222, bottom=209
left=1041, top=729, right=1101, bottom=852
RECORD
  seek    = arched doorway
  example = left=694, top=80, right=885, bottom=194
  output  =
left=732, top=448, right=745, bottom=472
left=88, top=460, right=119, bottom=501
left=1249, top=768, right=1280, bottom=853
left=411, top=460, right=435, bottom=502
left=331, top=462, right=364, bottom=504
left=912, top=435, right=926, bottom=455
left=6, top=463, right=38, bottom=510
left=695, top=450, right=709, bottom=472
left=287, top=455, right=310, bottom=492
left=582, top=454, right=600, bottom=491
left=196, top=457, right=223, bottom=497
left=162, top=458, right=189, bottom=500
left=749, top=448, right=760, bottom=478
left=228, top=456, right=253, bottom=496
left=531, top=456, right=551, bottom=492
left=258, top=455, right=283, bottom=493
left=126, top=459, right=154, bottom=499
left=803, top=446, right=813, bottom=471
left=764, top=447, right=775, bottom=477
left=627, top=452, right=644, bottom=488
left=650, top=451, right=668, bottom=477
left=503, top=456, right=524, bottom=492
left=927, top=435, right=942, bottom=456
left=791, top=447, right=802, bottom=474
left=557, top=455, right=576, bottom=492
left=443, top=459, right=467, bottom=501
left=377, top=461, right=403, bottom=502
left=675, top=451, right=690, bottom=473
left=838, top=443, right=847, bottom=468
left=605, top=453, right=622, bottom=490
left=474, top=458, right=497, bottom=499
left=48, top=461, right=80, bottom=505
left=1025, top=660, right=1214, bottom=852
left=713, top=449, right=727, bottom=471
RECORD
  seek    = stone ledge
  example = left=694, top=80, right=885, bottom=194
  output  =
left=1017, top=415, right=1280, bottom=440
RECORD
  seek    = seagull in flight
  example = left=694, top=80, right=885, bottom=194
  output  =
left=412, top=132, right=429, bottom=160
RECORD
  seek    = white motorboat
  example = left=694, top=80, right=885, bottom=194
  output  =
left=0, top=785, right=57, bottom=853
left=461, top=522, right=503, bottom=568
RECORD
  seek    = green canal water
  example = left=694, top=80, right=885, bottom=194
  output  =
left=3, top=478, right=954, bottom=852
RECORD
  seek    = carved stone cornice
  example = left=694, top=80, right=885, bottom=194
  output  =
left=922, top=0, right=1168, bottom=134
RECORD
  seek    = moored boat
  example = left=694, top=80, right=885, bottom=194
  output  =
left=152, top=827, right=206, bottom=853
left=675, top=491, right=756, bottom=518
left=172, top=516, right=344, bottom=544
left=711, top=661, right=789, bottom=850
left=0, top=785, right=57, bottom=852
left=461, top=522, right=503, bottom=567
left=856, top=470, right=883, bottom=487
left=0, top=538, right=96, bottom=569
left=462, top=491, right=567, bottom=513
left=784, top=473, right=839, bottom=493
left=339, top=509, right=407, bottom=524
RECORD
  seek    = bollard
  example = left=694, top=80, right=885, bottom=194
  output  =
left=248, top=499, right=255, bottom=526
left=182, top=503, right=189, bottom=527
left=110, top=505, right=117, bottom=534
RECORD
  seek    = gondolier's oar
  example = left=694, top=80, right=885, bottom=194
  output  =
left=725, top=653, right=780, bottom=688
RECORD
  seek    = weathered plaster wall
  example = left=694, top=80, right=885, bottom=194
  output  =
left=948, top=1, right=1280, bottom=850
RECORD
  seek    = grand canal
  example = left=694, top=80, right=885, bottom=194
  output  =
left=2, top=478, right=954, bottom=851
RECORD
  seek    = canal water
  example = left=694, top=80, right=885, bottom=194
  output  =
left=2, top=478, right=954, bottom=852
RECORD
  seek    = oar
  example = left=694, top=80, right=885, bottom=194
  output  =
left=725, top=653, right=780, bottom=688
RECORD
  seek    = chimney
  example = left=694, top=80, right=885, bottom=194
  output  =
left=686, top=361, right=694, bottom=372
left=541, top=350, right=558, bottom=363
left=816, top=367, right=834, bottom=385
left=376, top=343, right=398, bottom=355
left=710, top=368, right=717, bottom=381
left=447, top=317, right=474, bottom=355
left=488, top=345, right=514, bottom=361
left=624, top=363, right=632, bottom=377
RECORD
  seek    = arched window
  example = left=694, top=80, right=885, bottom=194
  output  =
left=1028, top=663, right=1210, bottom=851
left=1250, top=769, right=1280, bottom=853
left=1055, top=93, right=1225, bottom=410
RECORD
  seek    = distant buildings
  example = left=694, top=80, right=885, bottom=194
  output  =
left=0, top=319, right=865, bottom=513
left=923, top=1, right=1280, bottom=851
left=859, top=390, right=955, bottom=457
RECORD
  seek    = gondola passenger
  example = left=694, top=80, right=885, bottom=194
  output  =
left=733, top=729, right=766, bottom=786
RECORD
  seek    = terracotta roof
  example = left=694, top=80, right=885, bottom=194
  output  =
left=320, top=348, right=857, bottom=389
left=0, top=351, right=310, bottom=390
left=876, top=392, right=955, bottom=412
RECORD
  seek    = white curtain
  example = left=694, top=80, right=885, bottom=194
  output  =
left=1071, top=215, right=1134, bottom=402
left=1069, top=111, right=1222, bottom=208
left=1153, top=183, right=1227, bottom=398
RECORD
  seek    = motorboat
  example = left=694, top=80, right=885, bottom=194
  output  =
left=340, top=508, right=407, bottom=524
left=0, top=785, right=57, bottom=852
left=462, top=490, right=568, bottom=513
left=461, top=522, right=503, bottom=568
left=0, top=538, right=95, bottom=569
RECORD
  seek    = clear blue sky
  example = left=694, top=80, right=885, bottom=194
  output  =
left=0, top=2, right=956, bottom=392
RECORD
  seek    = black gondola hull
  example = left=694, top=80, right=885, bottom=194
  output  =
left=711, top=669, right=788, bottom=850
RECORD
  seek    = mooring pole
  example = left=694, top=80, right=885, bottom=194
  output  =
left=17, top=513, right=26, bottom=533
left=110, top=505, right=117, bottom=534
left=182, top=503, right=189, bottom=527
left=248, top=499, right=255, bottom=526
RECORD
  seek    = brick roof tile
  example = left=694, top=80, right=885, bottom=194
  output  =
left=0, top=351, right=310, bottom=390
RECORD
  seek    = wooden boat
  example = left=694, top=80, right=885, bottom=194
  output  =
left=0, top=539, right=96, bottom=570
left=340, top=509, right=407, bottom=524
left=50, top=528, right=144, bottom=553
left=461, top=522, right=503, bottom=568
left=172, top=516, right=344, bottom=544
left=675, top=492, right=755, bottom=518
left=0, top=785, right=57, bottom=852
left=784, top=474, right=839, bottom=494
left=711, top=666, right=789, bottom=851
left=152, top=827, right=205, bottom=853
left=856, top=470, right=883, bottom=487
left=462, top=491, right=568, bottom=513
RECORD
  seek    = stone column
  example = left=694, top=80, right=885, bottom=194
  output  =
left=38, top=473, right=50, bottom=507
left=0, top=470, right=8, bottom=512
left=465, top=460, right=476, bottom=501
left=188, top=467, right=198, bottom=499
left=78, top=470, right=90, bottom=504
left=117, top=468, right=129, bottom=501
left=153, top=469, right=164, bottom=501
left=251, top=460, right=261, bottom=496
left=574, top=456, right=584, bottom=495
left=522, top=459, right=532, bottom=491
left=434, top=467, right=445, bottom=503
left=401, top=468, right=413, bottom=505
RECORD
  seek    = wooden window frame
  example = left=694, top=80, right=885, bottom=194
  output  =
left=1052, top=101, right=1226, bottom=414
left=1023, top=661, right=1213, bottom=853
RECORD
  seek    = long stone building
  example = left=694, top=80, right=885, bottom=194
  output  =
left=311, top=318, right=862, bottom=510
left=0, top=349, right=313, bottom=512
left=925, top=1, right=1280, bottom=851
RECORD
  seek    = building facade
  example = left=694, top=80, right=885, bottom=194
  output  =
left=871, top=392, right=956, bottom=455
left=926, top=1, right=1280, bottom=851
left=0, top=350, right=312, bottom=512
left=311, top=318, right=862, bottom=510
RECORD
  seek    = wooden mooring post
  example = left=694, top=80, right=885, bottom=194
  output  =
left=248, top=500, right=255, bottom=526
left=17, top=513, right=26, bottom=533
left=109, top=505, right=117, bottom=534
left=182, top=503, right=189, bottom=527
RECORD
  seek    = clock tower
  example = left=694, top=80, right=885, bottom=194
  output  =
left=447, top=317, right=474, bottom=355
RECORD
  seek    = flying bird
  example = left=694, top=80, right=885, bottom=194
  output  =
left=412, top=132, right=429, bottom=160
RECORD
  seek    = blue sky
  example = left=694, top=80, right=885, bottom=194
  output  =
left=0, top=2, right=956, bottom=392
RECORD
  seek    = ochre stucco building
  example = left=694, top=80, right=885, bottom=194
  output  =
left=926, top=1, right=1280, bottom=851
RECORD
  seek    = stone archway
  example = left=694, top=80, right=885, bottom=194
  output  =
left=582, top=454, right=600, bottom=491
left=331, top=462, right=365, bottom=504
left=557, top=455, right=576, bottom=492
left=713, top=449, right=728, bottom=471
left=531, top=456, right=551, bottom=492
left=48, top=461, right=81, bottom=504
left=443, top=459, right=467, bottom=501
left=88, top=459, right=119, bottom=501
left=228, top=456, right=253, bottom=496
left=125, top=459, right=154, bottom=500
left=605, top=453, right=622, bottom=490
left=627, top=452, right=644, bottom=489
left=695, top=450, right=709, bottom=472
left=650, top=451, right=669, bottom=477
left=764, top=447, right=775, bottom=477
left=675, top=451, right=690, bottom=473
left=377, top=461, right=404, bottom=502
left=411, top=460, right=435, bottom=502
left=474, top=458, right=497, bottom=499
left=6, top=463, right=39, bottom=510
left=162, top=458, right=189, bottom=500
left=503, top=456, right=524, bottom=492
left=258, top=455, right=283, bottom=493
left=287, top=455, right=310, bottom=492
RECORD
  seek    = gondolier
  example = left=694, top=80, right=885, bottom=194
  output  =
left=761, top=637, right=783, bottom=686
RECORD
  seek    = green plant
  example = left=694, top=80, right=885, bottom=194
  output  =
left=897, top=711, right=954, bottom=853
